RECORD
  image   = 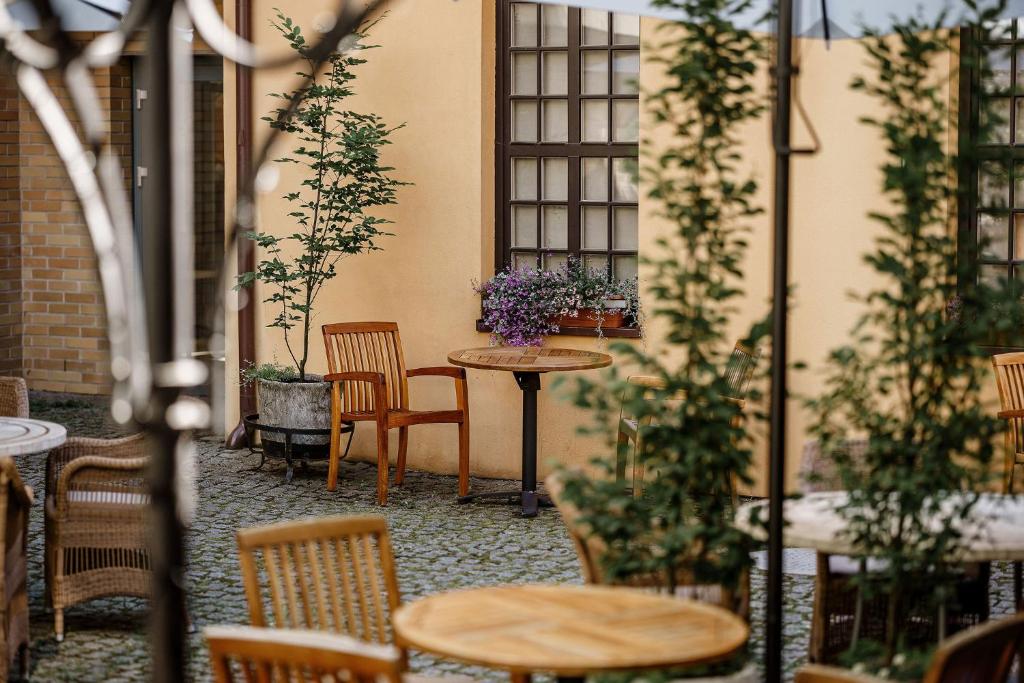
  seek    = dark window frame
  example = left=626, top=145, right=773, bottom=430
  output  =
left=494, top=0, right=640, bottom=276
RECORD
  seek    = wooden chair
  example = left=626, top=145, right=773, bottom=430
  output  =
left=0, top=458, right=32, bottom=679
left=206, top=624, right=404, bottom=683
left=322, top=322, right=469, bottom=505
left=796, top=612, right=1024, bottom=683
left=546, top=472, right=749, bottom=619
left=616, top=342, right=761, bottom=498
left=0, top=377, right=29, bottom=418
left=45, top=434, right=150, bottom=641
left=992, top=352, right=1024, bottom=493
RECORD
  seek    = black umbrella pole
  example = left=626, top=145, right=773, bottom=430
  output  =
left=766, top=0, right=794, bottom=680
left=144, top=0, right=189, bottom=679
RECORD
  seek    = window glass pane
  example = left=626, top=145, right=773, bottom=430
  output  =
left=542, top=157, right=568, bottom=201
left=581, top=9, right=608, bottom=45
left=1015, top=214, right=1024, bottom=260
left=512, top=101, right=538, bottom=142
left=582, top=206, right=608, bottom=249
left=979, top=212, right=1009, bottom=260
left=512, top=205, right=538, bottom=248
left=1015, top=98, right=1024, bottom=143
left=612, top=99, right=639, bottom=142
left=584, top=254, right=608, bottom=273
left=511, top=3, right=538, bottom=47
left=613, top=255, right=638, bottom=281
left=981, top=98, right=1011, bottom=144
left=544, top=252, right=568, bottom=272
left=979, top=160, right=1010, bottom=208
left=613, top=206, right=638, bottom=250
left=1016, top=164, right=1024, bottom=208
left=984, top=18, right=1014, bottom=41
left=512, top=158, right=538, bottom=200
left=981, top=263, right=1008, bottom=287
left=582, top=100, right=609, bottom=142
left=512, top=52, right=538, bottom=95
left=543, top=205, right=568, bottom=248
left=612, top=50, right=640, bottom=94
left=582, top=51, right=608, bottom=95
left=513, top=252, right=537, bottom=270
left=541, top=4, right=568, bottom=46
left=612, top=158, right=638, bottom=202
left=542, top=99, right=568, bottom=142
left=582, top=157, right=609, bottom=201
left=542, top=51, right=568, bottom=95
left=612, top=13, right=640, bottom=44
left=982, top=45, right=1012, bottom=93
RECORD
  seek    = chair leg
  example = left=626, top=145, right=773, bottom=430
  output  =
left=376, top=425, right=390, bottom=506
left=327, top=383, right=343, bottom=492
left=395, top=427, right=408, bottom=486
left=458, top=419, right=470, bottom=497
left=614, top=428, right=630, bottom=483
left=55, top=608, right=64, bottom=643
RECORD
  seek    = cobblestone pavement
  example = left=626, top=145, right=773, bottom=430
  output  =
left=11, top=393, right=1022, bottom=681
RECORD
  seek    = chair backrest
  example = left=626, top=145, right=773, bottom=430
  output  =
left=0, top=457, right=30, bottom=604
left=794, top=665, right=886, bottom=682
left=722, top=342, right=761, bottom=400
left=236, top=515, right=401, bottom=645
left=923, top=612, right=1024, bottom=683
left=322, top=322, right=408, bottom=413
left=993, top=352, right=1024, bottom=453
left=0, top=377, right=28, bottom=418
left=50, top=435, right=149, bottom=519
left=206, top=625, right=404, bottom=683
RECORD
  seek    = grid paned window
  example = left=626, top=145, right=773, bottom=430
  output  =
left=965, top=21, right=1024, bottom=288
left=497, top=1, right=640, bottom=280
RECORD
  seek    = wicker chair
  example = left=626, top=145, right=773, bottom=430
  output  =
left=0, top=378, right=29, bottom=418
left=206, top=625, right=404, bottom=683
left=0, top=457, right=32, bottom=679
left=45, top=434, right=150, bottom=641
left=797, top=612, right=1024, bottom=683
left=616, top=342, right=760, bottom=497
left=546, top=472, right=749, bottom=619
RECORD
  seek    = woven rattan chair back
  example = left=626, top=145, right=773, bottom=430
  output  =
left=206, top=625, right=404, bottom=683
left=0, top=457, right=31, bottom=679
left=322, top=322, right=408, bottom=414
left=992, top=352, right=1024, bottom=492
left=237, top=515, right=401, bottom=645
left=0, top=378, right=28, bottom=418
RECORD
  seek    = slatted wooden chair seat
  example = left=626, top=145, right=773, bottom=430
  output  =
left=236, top=515, right=475, bottom=683
left=322, top=322, right=470, bottom=505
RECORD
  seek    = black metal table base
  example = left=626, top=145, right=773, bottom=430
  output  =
left=242, top=413, right=354, bottom=482
left=458, top=370, right=547, bottom=517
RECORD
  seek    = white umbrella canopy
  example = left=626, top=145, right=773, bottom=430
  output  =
left=535, top=0, right=1024, bottom=37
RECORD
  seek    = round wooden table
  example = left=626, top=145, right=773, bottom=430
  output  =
left=448, top=347, right=612, bottom=516
left=393, top=584, right=748, bottom=680
left=0, top=417, right=66, bottom=456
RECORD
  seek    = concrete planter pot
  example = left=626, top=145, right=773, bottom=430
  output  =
left=256, top=376, right=331, bottom=448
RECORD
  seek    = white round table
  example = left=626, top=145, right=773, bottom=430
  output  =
left=735, top=491, right=1024, bottom=562
left=0, top=417, right=67, bottom=456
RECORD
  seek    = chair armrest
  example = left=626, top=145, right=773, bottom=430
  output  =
left=56, top=455, right=148, bottom=506
left=626, top=375, right=667, bottom=389
left=323, top=371, right=386, bottom=386
left=999, top=409, right=1024, bottom=420
left=46, top=434, right=146, bottom=499
left=407, top=366, right=466, bottom=380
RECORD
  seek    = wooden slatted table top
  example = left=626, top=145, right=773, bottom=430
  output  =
left=392, top=584, right=748, bottom=676
left=0, top=417, right=66, bottom=456
left=447, top=347, right=612, bottom=373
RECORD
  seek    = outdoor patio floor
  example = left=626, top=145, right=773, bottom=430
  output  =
left=11, top=392, right=1021, bottom=681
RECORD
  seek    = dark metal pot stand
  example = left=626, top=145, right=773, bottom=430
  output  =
left=243, top=413, right=354, bottom=482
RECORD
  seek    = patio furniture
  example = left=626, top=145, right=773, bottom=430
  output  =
left=323, top=322, right=470, bottom=506
left=0, top=457, right=32, bottom=679
left=392, top=584, right=748, bottom=680
left=0, top=378, right=28, bottom=419
left=45, top=433, right=149, bottom=641
left=615, top=342, right=760, bottom=497
left=205, top=625, right=405, bottom=683
left=992, top=352, right=1024, bottom=494
left=0, top=417, right=66, bottom=456
left=736, top=492, right=1016, bottom=663
left=242, top=412, right=354, bottom=482
left=447, top=346, right=612, bottom=517
left=547, top=471, right=749, bottom=618
left=795, top=612, right=1024, bottom=683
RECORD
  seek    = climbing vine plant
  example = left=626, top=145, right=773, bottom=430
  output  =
left=807, top=5, right=1022, bottom=676
left=558, top=0, right=768, bottom=612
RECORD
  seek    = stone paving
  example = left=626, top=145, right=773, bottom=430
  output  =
left=10, top=392, right=1021, bottom=682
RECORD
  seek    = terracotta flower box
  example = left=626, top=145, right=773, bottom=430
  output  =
left=553, top=300, right=629, bottom=330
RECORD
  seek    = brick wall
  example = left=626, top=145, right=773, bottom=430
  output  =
left=0, top=59, right=134, bottom=395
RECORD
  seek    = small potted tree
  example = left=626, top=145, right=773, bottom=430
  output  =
left=237, top=12, right=405, bottom=454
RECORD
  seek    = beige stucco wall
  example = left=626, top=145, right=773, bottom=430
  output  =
left=225, top=3, right=1004, bottom=494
